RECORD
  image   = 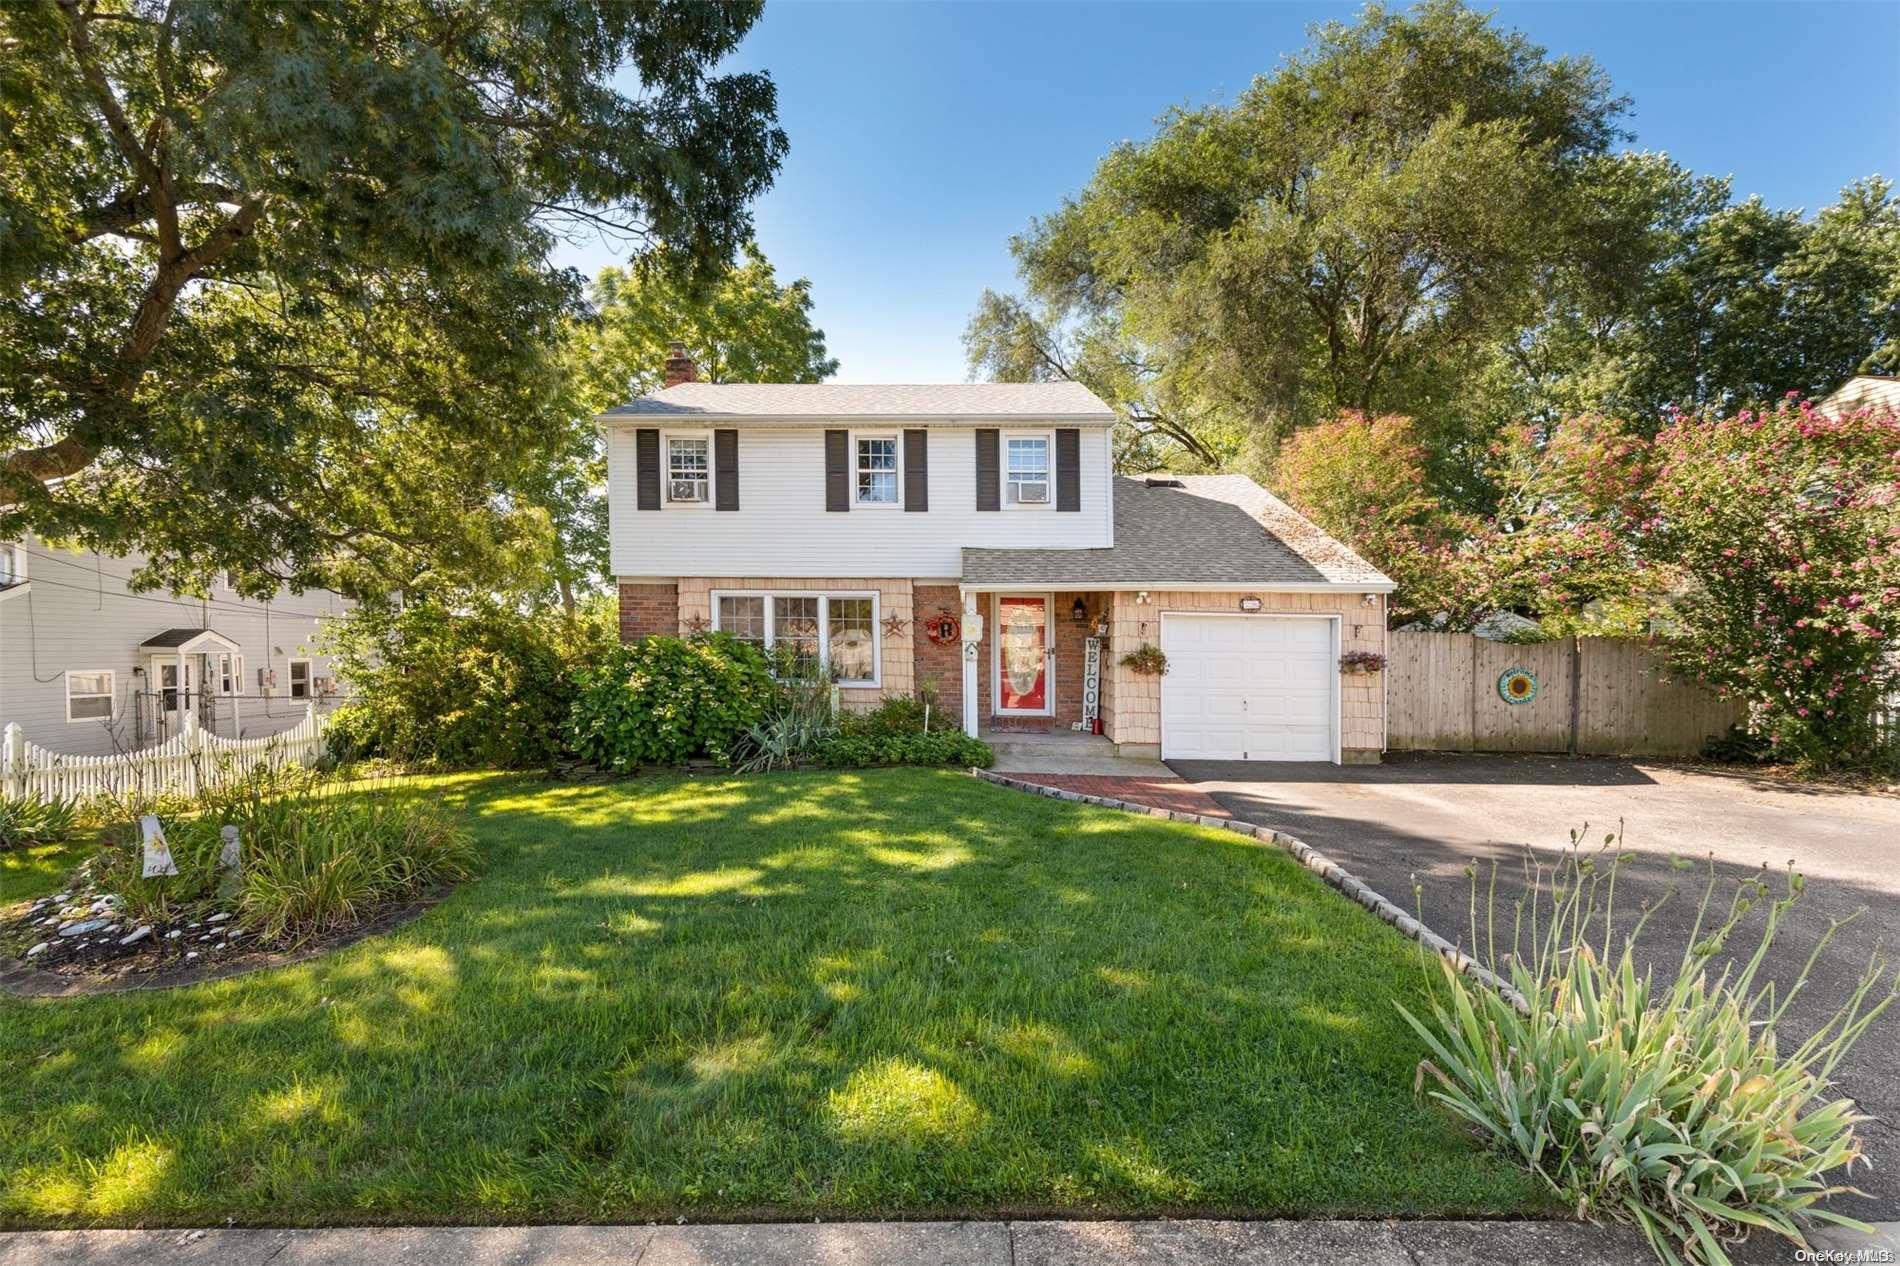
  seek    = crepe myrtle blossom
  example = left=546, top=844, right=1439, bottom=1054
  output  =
left=1644, top=396, right=1900, bottom=769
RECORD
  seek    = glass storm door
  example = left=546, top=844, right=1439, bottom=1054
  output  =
left=996, top=596, right=1050, bottom=713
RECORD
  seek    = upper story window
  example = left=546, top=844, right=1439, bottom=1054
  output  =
left=0, top=542, right=21, bottom=588
left=855, top=436, right=898, bottom=505
left=667, top=435, right=710, bottom=503
left=1006, top=436, right=1051, bottom=505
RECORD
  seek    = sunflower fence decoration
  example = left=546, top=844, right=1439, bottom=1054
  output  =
left=1497, top=666, right=1539, bottom=704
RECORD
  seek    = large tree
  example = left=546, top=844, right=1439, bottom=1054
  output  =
left=968, top=0, right=1628, bottom=483
left=1, top=0, right=785, bottom=597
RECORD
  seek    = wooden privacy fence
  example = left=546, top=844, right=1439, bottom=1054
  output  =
left=1386, top=633, right=1744, bottom=757
left=2, top=705, right=328, bottom=804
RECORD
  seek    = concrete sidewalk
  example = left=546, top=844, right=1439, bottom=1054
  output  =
left=3, top=1219, right=1892, bottom=1265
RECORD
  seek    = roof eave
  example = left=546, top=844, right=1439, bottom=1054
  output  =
left=597, top=411, right=1118, bottom=426
left=957, top=579, right=1396, bottom=594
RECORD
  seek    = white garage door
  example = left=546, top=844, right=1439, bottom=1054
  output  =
left=1160, top=615, right=1337, bottom=761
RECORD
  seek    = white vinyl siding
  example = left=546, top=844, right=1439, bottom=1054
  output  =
left=607, top=424, right=1113, bottom=577
left=712, top=590, right=880, bottom=686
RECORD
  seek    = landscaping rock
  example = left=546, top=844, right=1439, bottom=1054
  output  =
left=26, top=943, right=49, bottom=958
left=166, top=930, right=182, bottom=940
left=206, top=912, right=232, bottom=924
left=185, top=951, right=199, bottom=961
left=58, top=918, right=110, bottom=937
left=120, top=927, right=154, bottom=946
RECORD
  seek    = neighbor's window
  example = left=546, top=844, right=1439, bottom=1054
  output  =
left=717, top=595, right=766, bottom=650
left=0, top=543, right=20, bottom=588
left=65, top=670, right=114, bottom=722
left=1006, top=436, right=1050, bottom=504
left=714, top=593, right=879, bottom=685
left=855, top=436, right=898, bottom=505
left=288, top=659, right=312, bottom=700
left=666, top=435, right=710, bottom=503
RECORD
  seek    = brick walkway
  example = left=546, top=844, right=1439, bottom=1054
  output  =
left=1006, top=772, right=1230, bottom=818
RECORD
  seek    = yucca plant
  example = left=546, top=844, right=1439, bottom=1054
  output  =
left=1397, top=839, right=1896, bottom=1265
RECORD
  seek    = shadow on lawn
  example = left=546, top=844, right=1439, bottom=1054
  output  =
left=7, top=770, right=1543, bottom=1222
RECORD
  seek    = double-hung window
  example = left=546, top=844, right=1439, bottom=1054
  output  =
left=712, top=592, right=879, bottom=685
left=0, top=543, right=21, bottom=589
left=855, top=436, right=898, bottom=505
left=1006, top=436, right=1051, bottom=505
left=667, top=435, right=710, bottom=503
left=289, top=659, right=312, bottom=700
left=65, top=670, right=114, bottom=722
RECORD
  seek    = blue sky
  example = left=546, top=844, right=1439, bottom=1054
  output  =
left=552, top=1, right=1900, bottom=383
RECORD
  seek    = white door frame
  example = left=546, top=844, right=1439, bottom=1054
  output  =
left=991, top=591, right=1056, bottom=717
left=1158, top=611, right=1341, bottom=764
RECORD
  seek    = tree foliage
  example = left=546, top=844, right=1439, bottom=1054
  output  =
left=969, top=0, right=1627, bottom=481
left=1644, top=397, right=1900, bottom=768
left=1, top=0, right=785, bottom=598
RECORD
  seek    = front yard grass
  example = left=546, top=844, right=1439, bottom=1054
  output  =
left=0, top=769, right=1543, bottom=1225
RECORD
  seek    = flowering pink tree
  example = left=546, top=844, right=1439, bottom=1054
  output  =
left=1644, top=396, right=1900, bottom=767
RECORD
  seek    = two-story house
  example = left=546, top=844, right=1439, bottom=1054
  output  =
left=602, top=346, right=1393, bottom=763
left=0, top=533, right=348, bottom=757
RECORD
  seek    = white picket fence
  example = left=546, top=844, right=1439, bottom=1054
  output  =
left=2, top=705, right=327, bottom=804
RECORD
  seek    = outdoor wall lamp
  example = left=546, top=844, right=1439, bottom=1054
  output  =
left=1070, top=596, right=1089, bottom=623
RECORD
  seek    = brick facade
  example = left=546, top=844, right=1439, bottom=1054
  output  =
left=911, top=585, right=965, bottom=715
left=1101, top=589, right=1386, bottom=759
left=617, top=582, right=679, bottom=642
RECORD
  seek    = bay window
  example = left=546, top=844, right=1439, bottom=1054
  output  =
left=712, top=591, right=880, bottom=685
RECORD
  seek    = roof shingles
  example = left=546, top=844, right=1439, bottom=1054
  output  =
left=962, top=476, right=1390, bottom=589
left=601, top=381, right=1115, bottom=420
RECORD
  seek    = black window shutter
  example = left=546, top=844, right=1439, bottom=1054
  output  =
left=903, top=429, right=928, bottom=512
left=714, top=429, right=739, bottom=511
left=975, top=429, right=1000, bottom=511
left=1055, top=428, right=1081, bottom=511
left=824, top=429, right=849, bottom=512
left=636, top=429, right=660, bottom=511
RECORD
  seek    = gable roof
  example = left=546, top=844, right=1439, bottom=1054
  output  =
left=961, top=474, right=1392, bottom=590
left=600, top=381, right=1116, bottom=422
left=139, top=627, right=242, bottom=653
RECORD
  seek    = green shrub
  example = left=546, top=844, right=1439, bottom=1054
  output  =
left=0, top=795, right=78, bottom=851
left=813, top=730, right=992, bottom=769
left=1397, top=844, right=1896, bottom=1265
left=837, top=694, right=936, bottom=737
left=567, top=633, right=774, bottom=770
left=324, top=598, right=615, bottom=769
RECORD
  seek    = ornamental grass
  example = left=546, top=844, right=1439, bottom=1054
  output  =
left=1397, top=840, right=1895, bottom=1266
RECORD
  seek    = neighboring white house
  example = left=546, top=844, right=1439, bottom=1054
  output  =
left=0, top=532, right=349, bottom=757
left=600, top=345, right=1394, bottom=763
left=1818, top=374, right=1900, bottom=415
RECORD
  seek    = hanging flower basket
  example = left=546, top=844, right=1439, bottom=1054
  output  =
left=1339, top=650, right=1387, bottom=675
left=1119, top=644, right=1169, bottom=676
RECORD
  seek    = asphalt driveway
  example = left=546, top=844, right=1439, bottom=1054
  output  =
left=1170, top=752, right=1900, bottom=1221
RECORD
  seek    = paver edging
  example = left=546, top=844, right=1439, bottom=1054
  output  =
left=970, top=767, right=1529, bottom=1013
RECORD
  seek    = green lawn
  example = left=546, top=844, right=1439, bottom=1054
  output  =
left=0, top=769, right=1543, bottom=1225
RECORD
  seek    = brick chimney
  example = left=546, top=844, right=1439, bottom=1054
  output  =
left=663, top=340, right=698, bottom=387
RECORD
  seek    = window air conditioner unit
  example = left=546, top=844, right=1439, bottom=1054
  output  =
left=670, top=479, right=706, bottom=502
left=1015, top=481, right=1050, bottom=504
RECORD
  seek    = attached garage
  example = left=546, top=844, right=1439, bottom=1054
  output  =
left=1159, top=613, right=1339, bottom=762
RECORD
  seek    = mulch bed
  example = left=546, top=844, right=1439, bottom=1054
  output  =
left=0, top=886, right=452, bottom=998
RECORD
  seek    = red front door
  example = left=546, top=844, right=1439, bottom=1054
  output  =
left=997, top=596, right=1049, bottom=712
